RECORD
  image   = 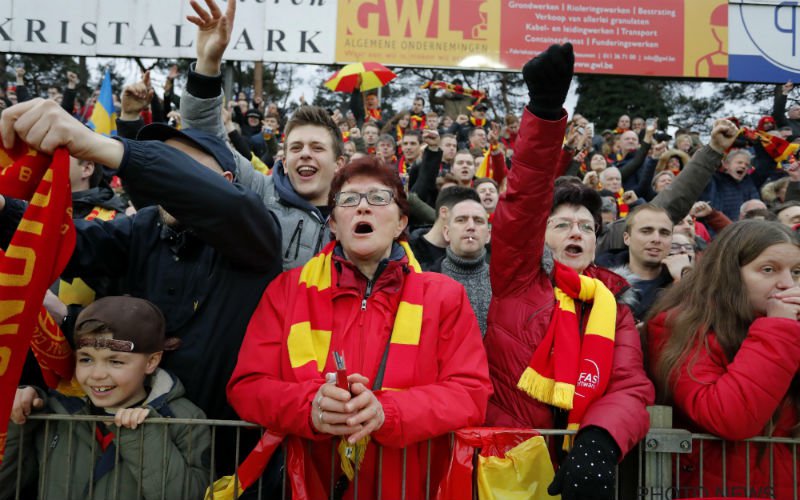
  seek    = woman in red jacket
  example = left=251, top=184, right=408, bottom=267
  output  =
left=227, top=157, right=491, bottom=499
left=484, top=43, right=655, bottom=500
left=648, top=220, right=800, bottom=499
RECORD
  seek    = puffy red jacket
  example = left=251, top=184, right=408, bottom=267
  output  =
left=483, top=108, right=654, bottom=457
left=228, top=248, right=492, bottom=499
left=648, top=312, right=800, bottom=499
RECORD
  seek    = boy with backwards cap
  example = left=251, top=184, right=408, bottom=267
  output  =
left=0, top=296, right=210, bottom=500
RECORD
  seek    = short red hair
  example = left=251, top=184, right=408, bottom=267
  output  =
left=328, top=157, right=410, bottom=221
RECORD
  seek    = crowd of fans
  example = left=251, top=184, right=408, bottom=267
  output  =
left=0, top=1, right=799, bottom=499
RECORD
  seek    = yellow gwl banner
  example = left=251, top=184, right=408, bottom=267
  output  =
left=0, top=141, right=75, bottom=463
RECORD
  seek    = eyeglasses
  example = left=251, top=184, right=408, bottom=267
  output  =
left=670, top=243, right=695, bottom=253
left=334, top=189, right=395, bottom=207
left=547, top=218, right=595, bottom=235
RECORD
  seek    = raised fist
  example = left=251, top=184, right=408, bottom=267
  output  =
left=522, top=43, right=574, bottom=119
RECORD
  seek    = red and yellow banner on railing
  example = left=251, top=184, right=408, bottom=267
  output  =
left=0, top=142, right=75, bottom=463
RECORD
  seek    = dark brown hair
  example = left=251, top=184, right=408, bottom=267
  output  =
left=284, top=105, right=344, bottom=159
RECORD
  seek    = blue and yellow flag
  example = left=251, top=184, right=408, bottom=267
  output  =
left=87, top=70, right=117, bottom=137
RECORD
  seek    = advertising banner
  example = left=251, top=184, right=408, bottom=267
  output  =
left=729, top=0, right=800, bottom=83
left=0, top=0, right=338, bottom=63
left=335, top=0, right=727, bottom=78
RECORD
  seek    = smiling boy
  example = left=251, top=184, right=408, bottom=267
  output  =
left=0, top=296, right=210, bottom=500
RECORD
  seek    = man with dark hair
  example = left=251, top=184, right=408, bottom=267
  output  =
left=431, top=198, right=491, bottom=335
left=181, top=37, right=345, bottom=270
left=409, top=186, right=481, bottom=270
left=361, top=121, right=381, bottom=154
left=409, top=96, right=427, bottom=130
left=452, top=149, right=478, bottom=187
left=440, top=133, right=458, bottom=173
left=468, top=126, right=488, bottom=156
left=376, top=133, right=397, bottom=169
left=398, top=129, right=423, bottom=176
left=596, top=204, right=677, bottom=322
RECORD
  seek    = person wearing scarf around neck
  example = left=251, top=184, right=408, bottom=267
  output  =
left=227, top=156, right=491, bottom=499
left=482, top=43, right=654, bottom=500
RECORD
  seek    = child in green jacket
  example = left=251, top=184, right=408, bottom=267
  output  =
left=0, top=296, right=211, bottom=500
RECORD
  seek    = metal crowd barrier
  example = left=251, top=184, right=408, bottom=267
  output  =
left=3, top=406, right=797, bottom=499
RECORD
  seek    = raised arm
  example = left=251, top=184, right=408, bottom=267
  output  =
left=179, top=0, right=273, bottom=199
left=651, top=120, right=737, bottom=222
left=490, top=44, right=573, bottom=297
left=597, top=121, right=736, bottom=253
left=410, top=130, right=443, bottom=208
left=772, top=82, right=792, bottom=128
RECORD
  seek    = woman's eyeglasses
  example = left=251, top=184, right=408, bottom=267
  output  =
left=334, top=189, right=395, bottom=207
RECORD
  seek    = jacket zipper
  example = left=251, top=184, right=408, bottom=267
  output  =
left=361, top=279, right=374, bottom=311
left=315, top=223, right=325, bottom=254
left=285, top=219, right=304, bottom=260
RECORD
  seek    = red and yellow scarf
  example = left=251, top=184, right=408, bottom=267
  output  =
left=409, top=114, right=426, bottom=130
left=420, top=80, right=487, bottom=100
left=517, top=261, right=616, bottom=449
left=367, top=108, right=382, bottom=122
left=613, top=189, right=629, bottom=218
left=470, top=116, right=487, bottom=128
left=397, top=156, right=409, bottom=175
left=741, top=127, right=799, bottom=167
left=287, top=241, right=424, bottom=478
left=0, top=142, right=75, bottom=462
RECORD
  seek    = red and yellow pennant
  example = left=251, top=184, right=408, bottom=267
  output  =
left=0, top=141, right=75, bottom=463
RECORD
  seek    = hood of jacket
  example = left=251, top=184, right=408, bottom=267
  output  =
left=72, top=185, right=128, bottom=216
left=272, top=159, right=324, bottom=218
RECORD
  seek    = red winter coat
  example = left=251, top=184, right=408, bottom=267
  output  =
left=483, top=108, right=654, bottom=457
left=648, top=312, right=800, bottom=499
left=228, top=248, right=492, bottom=499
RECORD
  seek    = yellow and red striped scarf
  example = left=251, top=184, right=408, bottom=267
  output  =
left=287, top=240, right=424, bottom=478
left=420, top=80, right=487, bottom=101
left=517, top=261, right=616, bottom=450
left=470, top=116, right=487, bottom=128
left=397, top=156, right=409, bottom=176
left=409, top=114, right=426, bottom=130
left=0, top=142, right=75, bottom=462
left=367, top=108, right=382, bottom=122
left=613, top=189, right=629, bottom=218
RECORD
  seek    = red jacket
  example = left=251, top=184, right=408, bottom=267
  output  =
left=483, top=108, right=654, bottom=457
left=228, top=248, right=492, bottom=499
left=648, top=312, right=800, bottom=499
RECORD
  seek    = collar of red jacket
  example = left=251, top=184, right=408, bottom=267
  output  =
left=331, top=242, right=408, bottom=297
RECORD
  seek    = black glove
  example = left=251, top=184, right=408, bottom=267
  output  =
left=547, top=426, right=620, bottom=500
left=522, top=43, right=574, bottom=120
